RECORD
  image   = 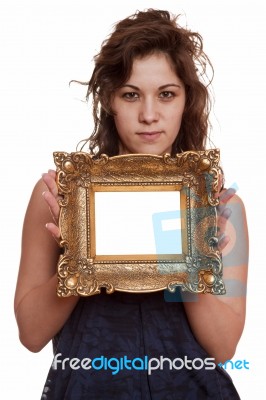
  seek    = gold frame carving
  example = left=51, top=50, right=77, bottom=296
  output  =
left=54, top=150, right=226, bottom=297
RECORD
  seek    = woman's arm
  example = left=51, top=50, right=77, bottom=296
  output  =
left=182, top=190, right=248, bottom=363
left=14, top=173, right=79, bottom=352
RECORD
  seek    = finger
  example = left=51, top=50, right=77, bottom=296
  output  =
left=42, top=172, right=58, bottom=198
left=218, top=234, right=230, bottom=252
left=219, top=207, right=232, bottom=221
left=45, top=222, right=61, bottom=242
left=219, top=188, right=236, bottom=205
left=42, top=190, right=60, bottom=221
left=217, top=208, right=232, bottom=235
left=48, top=169, right=56, bottom=179
left=217, top=189, right=235, bottom=216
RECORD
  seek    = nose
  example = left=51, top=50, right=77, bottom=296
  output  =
left=138, top=98, right=159, bottom=124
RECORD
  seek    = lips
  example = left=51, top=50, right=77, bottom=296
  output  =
left=137, top=131, right=162, bottom=141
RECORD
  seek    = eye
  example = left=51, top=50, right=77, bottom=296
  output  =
left=159, top=91, right=176, bottom=100
left=122, top=92, right=139, bottom=101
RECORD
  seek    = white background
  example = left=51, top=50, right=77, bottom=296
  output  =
left=1, top=0, right=265, bottom=398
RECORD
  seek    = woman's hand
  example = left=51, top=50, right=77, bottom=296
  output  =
left=15, top=172, right=80, bottom=352
left=217, top=187, right=236, bottom=251
left=183, top=181, right=248, bottom=363
left=42, top=169, right=61, bottom=241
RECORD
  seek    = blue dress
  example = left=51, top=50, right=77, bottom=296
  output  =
left=41, top=290, right=241, bottom=399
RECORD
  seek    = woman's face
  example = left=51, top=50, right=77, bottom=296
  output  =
left=111, top=52, right=186, bottom=155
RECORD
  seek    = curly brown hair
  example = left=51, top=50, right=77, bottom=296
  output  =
left=76, top=9, right=213, bottom=157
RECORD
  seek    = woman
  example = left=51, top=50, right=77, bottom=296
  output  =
left=14, top=9, right=248, bottom=399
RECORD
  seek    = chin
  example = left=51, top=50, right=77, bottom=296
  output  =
left=119, top=144, right=172, bottom=156
left=134, top=147, right=172, bottom=156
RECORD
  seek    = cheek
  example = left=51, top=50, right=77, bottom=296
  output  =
left=114, top=110, right=133, bottom=131
left=114, top=115, right=125, bottom=132
left=169, top=109, right=184, bottom=133
left=113, top=114, right=131, bottom=140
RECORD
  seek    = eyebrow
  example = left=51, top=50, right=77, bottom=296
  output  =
left=121, top=83, right=182, bottom=90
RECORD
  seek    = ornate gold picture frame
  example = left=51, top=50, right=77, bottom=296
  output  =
left=54, top=149, right=226, bottom=297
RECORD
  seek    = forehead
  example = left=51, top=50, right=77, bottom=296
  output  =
left=127, top=52, right=180, bottom=84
